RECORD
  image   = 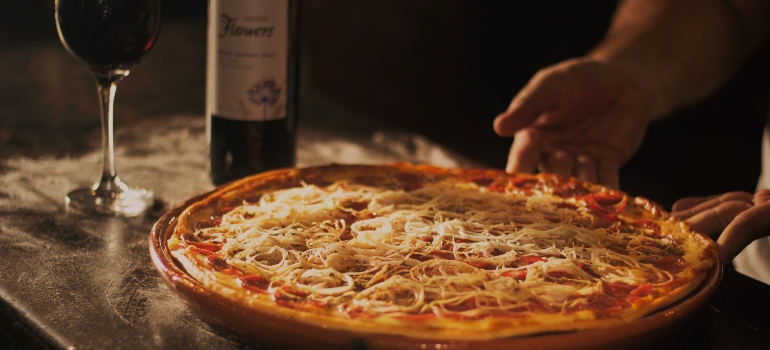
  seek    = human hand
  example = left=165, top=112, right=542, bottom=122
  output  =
left=671, top=189, right=770, bottom=263
left=493, top=57, right=655, bottom=188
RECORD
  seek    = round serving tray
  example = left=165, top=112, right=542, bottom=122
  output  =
left=150, top=190, right=722, bottom=350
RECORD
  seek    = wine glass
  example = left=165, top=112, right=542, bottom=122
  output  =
left=55, top=0, right=161, bottom=217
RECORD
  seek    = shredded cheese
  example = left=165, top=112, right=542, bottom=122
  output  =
left=191, top=179, right=674, bottom=318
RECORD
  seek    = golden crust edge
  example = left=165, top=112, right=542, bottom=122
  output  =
left=165, top=163, right=720, bottom=341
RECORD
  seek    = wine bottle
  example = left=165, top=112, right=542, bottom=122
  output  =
left=206, top=0, right=299, bottom=185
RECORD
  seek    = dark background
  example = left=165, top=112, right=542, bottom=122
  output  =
left=2, top=0, right=769, bottom=209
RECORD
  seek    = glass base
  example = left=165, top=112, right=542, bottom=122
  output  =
left=66, top=179, right=154, bottom=217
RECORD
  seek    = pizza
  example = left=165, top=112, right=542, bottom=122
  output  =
left=164, top=163, right=717, bottom=341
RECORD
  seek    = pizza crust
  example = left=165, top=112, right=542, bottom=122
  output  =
left=165, top=163, right=717, bottom=341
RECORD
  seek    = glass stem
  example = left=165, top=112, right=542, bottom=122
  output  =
left=95, top=74, right=125, bottom=190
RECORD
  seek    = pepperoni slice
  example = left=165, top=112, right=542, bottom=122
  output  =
left=428, top=250, right=455, bottom=260
left=546, top=270, right=573, bottom=279
left=487, top=180, right=507, bottom=193
left=444, top=297, right=477, bottom=312
left=340, top=199, right=369, bottom=211
left=583, top=192, right=627, bottom=221
left=603, top=282, right=637, bottom=298
left=591, top=192, right=625, bottom=207
left=181, top=234, right=223, bottom=252
left=509, top=177, right=541, bottom=192
left=502, top=270, right=528, bottom=281
left=653, top=255, right=688, bottom=274
left=195, top=218, right=222, bottom=230
left=339, top=227, right=354, bottom=241
left=629, top=283, right=653, bottom=297
left=468, top=176, right=495, bottom=187
left=556, top=202, right=578, bottom=210
left=471, top=261, right=496, bottom=270
left=239, top=275, right=271, bottom=293
left=188, top=241, right=222, bottom=252
left=394, top=173, right=426, bottom=191
left=517, top=256, right=548, bottom=266
left=206, top=255, right=231, bottom=272
left=553, top=181, right=590, bottom=198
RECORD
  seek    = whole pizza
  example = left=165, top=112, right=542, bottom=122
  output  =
left=160, top=163, right=717, bottom=344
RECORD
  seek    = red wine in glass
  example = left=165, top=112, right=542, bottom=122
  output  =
left=55, top=0, right=161, bottom=216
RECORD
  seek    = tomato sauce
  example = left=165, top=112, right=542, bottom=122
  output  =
left=553, top=181, right=590, bottom=198
left=653, top=255, right=688, bottom=274
left=194, top=218, right=222, bottom=230
left=468, top=176, right=495, bottom=187
left=546, top=270, right=574, bottom=279
left=428, top=250, right=455, bottom=260
left=603, top=282, right=637, bottom=298
left=632, top=220, right=663, bottom=236
left=200, top=254, right=243, bottom=277
left=502, top=269, right=528, bottom=281
left=238, top=275, right=271, bottom=294
left=444, top=297, right=477, bottom=312
left=394, top=172, right=426, bottom=191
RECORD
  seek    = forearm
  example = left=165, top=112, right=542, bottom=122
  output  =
left=589, top=0, right=770, bottom=119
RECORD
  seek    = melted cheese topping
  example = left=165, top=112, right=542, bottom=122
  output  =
left=189, top=180, right=676, bottom=319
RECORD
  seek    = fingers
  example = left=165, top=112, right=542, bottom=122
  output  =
left=506, top=129, right=544, bottom=174
left=537, top=152, right=598, bottom=184
left=671, top=192, right=754, bottom=219
left=717, top=200, right=770, bottom=262
left=672, top=197, right=710, bottom=213
left=670, top=189, right=770, bottom=262
left=575, top=155, right=597, bottom=184
left=536, top=150, right=619, bottom=188
left=495, top=57, right=647, bottom=188
left=506, top=135, right=620, bottom=188
left=676, top=200, right=753, bottom=237
left=754, top=188, right=770, bottom=204
left=541, top=150, right=574, bottom=177
left=596, top=158, right=621, bottom=189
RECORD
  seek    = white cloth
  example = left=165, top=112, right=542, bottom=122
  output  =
left=732, top=107, right=770, bottom=285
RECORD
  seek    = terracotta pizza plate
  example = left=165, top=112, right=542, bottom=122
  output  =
left=150, top=190, right=722, bottom=350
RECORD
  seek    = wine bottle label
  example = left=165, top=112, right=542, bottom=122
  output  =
left=207, top=0, right=289, bottom=121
